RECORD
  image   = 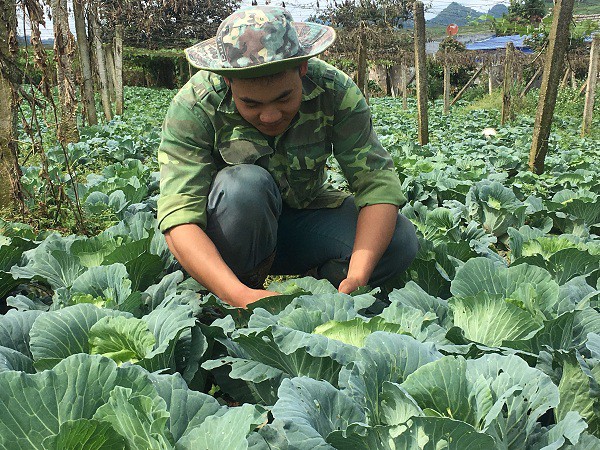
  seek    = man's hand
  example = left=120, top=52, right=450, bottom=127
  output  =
left=165, top=224, right=279, bottom=308
left=231, top=288, right=280, bottom=308
left=338, top=276, right=365, bottom=294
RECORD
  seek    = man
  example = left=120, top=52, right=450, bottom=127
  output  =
left=158, top=6, right=418, bottom=308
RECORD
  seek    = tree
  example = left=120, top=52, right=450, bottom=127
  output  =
left=122, top=0, right=240, bottom=50
left=311, top=0, right=415, bottom=29
left=508, top=0, right=547, bottom=24
left=51, top=0, right=80, bottom=143
left=73, top=0, right=98, bottom=125
left=0, top=0, right=22, bottom=209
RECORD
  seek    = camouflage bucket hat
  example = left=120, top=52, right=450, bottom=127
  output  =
left=185, top=6, right=336, bottom=78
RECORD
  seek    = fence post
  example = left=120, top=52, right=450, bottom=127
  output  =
left=443, top=50, right=451, bottom=114
left=357, top=23, right=369, bottom=103
left=582, top=34, right=600, bottom=137
left=402, top=62, right=408, bottom=110
left=488, top=65, right=498, bottom=94
left=528, top=0, right=575, bottom=174
left=521, top=66, right=542, bottom=97
left=501, top=42, right=515, bottom=125
left=451, top=64, right=485, bottom=106
left=414, top=1, right=428, bottom=145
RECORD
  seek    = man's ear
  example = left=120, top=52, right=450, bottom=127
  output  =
left=223, top=77, right=231, bottom=87
left=299, top=61, right=308, bottom=77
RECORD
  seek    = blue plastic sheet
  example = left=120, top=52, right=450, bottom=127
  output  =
left=466, top=35, right=534, bottom=53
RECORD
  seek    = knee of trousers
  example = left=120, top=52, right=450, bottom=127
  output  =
left=208, top=164, right=282, bottom=218
left=373, top=213, right=419, bottom=284
left=206, top=164, right=282, bottom=274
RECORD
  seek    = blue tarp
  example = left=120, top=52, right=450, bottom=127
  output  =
left=466, top=35, right=534, bottom=53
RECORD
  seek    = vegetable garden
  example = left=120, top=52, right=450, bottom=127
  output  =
left=0, top=84, right=598, bottom=448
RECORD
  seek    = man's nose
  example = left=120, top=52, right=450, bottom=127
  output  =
left=259, top=106, right=282, bottom=124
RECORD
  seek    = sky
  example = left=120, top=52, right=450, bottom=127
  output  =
left=239, top=0, right=512, bottom=21
left=19, top=0, right=511, bottom=40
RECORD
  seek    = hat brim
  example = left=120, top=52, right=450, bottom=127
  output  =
left=185, top=22, right=336, bottom=79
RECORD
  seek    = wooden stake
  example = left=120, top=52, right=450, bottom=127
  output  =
left=401, top=62, right=408, bottom=110
left=501, top=42, right=515, bottom=125
left=443, top=50, right=451, bottom=114
left=414, top=1, right=428, bottom=145
left=560, top=66, right=571, bottom=88
left=357, top=23, right=368, bottom=102
left=520, top=67, right=542, bottom=97
left=582, top=34, right=600, bottom=136
left=451, top=64, right=485, bottom=106
left=528, top=0, right=575, bottom=174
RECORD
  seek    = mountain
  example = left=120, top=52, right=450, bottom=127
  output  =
left=487, top=4, right=509, bottom=18
left=426, top=2, right=484, bottom=26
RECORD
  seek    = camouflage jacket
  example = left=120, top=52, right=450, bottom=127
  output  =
left=157, top=58, right=405, bottom=232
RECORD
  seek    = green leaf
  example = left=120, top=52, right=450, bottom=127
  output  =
left=126, top=252, right=165, bottom=292
left=30, top=304, right=128, bottom=370
left=401, top=356, right=476, bottom=425
left=139, top=303, right=196, bottom=372
left=94, top=386, right=173, bottom=449
left=467, top=354, right=560, bottom=447
left=267, top=276, right=338, bottom=295
left=206, top=327, right=345, bottom=403
left=70, top=263, right=132, bottom=305
left=0, top=353, right=159, bottom=449
left=176, top=404, right=266, bottom=450
left=272, top=377, right=365, bottom=449
left=555, top=351, right=599, bottom=435
left=503, top=312, right=575, bottom=355
left=12, top=249, right=85, bottom=290
left=386, top=281, right=449, bottom=324
left=313, top=317, right=408, bottom=347
left=41, top=419, right=127, bottom=450
left=0, top=309, right=43, bottom=357
left=70, top=236, right=119, bottom=268
left=89, top=316, right=156, bottom=364
left=515, top=248, right=599, bottom=285
left=148, top=372, right=223, bottom=443
left=379, top=382, right=423, bottom=426
left=338, top=333, right=440, bottom=425
left=202, top=356, right=287, bottom=405
left=451, top=257, right=560, bottom=319
left=448, top=293, right=542, bottom=347
left=0, top=345, right=34, bottom=373
left=327, top=418, right=496, bottom=449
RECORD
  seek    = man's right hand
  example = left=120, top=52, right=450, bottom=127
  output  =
left=231, top=288, right=280, bottom=309
left=164, top=224, right=279, bottom=308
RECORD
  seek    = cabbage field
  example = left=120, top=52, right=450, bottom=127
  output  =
left=0, top=86, right=599, bottom=449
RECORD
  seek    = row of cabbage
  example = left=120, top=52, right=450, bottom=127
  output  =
left=0, top=89, right=598, bottom=448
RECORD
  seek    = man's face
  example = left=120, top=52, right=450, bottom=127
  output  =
left=227, top=62, right=307, bottom=137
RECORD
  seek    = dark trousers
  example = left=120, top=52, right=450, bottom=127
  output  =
left=205, top=164, right=418, bottom=288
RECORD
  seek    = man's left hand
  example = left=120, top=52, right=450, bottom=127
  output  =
left=338, top=277, right=365, bottom=294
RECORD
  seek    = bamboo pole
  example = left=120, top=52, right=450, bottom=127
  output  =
left=401, top=62, right=408, bottom=110
left=443, top=50, right=451, bottom=114
left=528, top=0, right=575, bottom=174
left=501, top=42, right=515, bottom=125
left=450, top=64, right=486, bottom=107
left=357, top=23, right=368, bottom=102
left=414, top=1, right=428, bottom=145
left=521, top=67, right=542, bottom=97
left=582, top=34, right=600, bottom=137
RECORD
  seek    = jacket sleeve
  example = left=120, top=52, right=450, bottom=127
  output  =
left=331, top=72, right=406, bottom=209
left=157, top=91, right=217, bottom=232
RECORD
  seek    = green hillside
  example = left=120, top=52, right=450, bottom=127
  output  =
left=546, top=0, right=600, bottom=15
left=427, top=2, right=483, bottom=26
